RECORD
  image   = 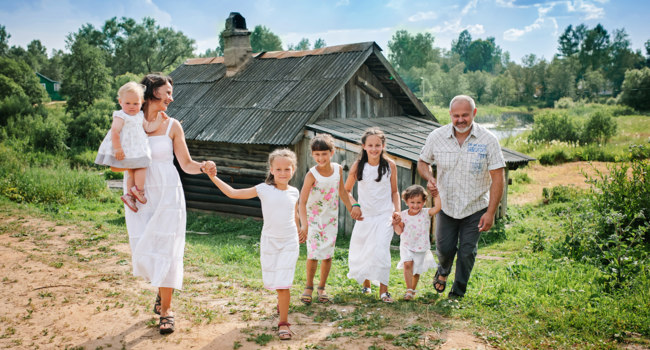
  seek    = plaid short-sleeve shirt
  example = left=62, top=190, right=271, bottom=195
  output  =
left=419, top=123, right=505, bottom=219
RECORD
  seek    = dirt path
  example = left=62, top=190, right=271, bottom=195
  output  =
left=0, top=208, right=492, bottom=349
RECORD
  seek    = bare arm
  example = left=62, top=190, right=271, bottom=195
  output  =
left=110, top=117, right=125, bottom=160
left=417, top=159, right=438, bottom=197
left=295, top=201, right=301, bottom=242
left=478, top=167, right=505, bottom=232
left=338, top=165, right=352, bottom=213
left=344, top=161, right=363, bottom=221
left=393, top=221, right=404, bottom=235
left=298, top=172, right=316, bottom=243
left=169, top=120, right=208, bottom=175
left=389, top=160, right=401, bottom=224
left=428, top=194, right=442, bottom=216
left=208, top=173, right=258, bottom=200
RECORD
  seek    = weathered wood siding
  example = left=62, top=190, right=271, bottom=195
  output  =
left=316, top=63, right=404, bottom=121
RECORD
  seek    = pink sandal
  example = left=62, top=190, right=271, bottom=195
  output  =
left=130, top=186, right=147, bottom=204
left=121, top=194, right=138, bottom=212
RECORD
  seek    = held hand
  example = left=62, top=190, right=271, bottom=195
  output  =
left=299, top=226, right=308, bottom=244
left=427, top=178, right=438, bottom=197
left=115, top=149, right=125, bottom=161
left=350, top=206, right=364, bottom=221
left=478, top=212, right=494, bottom=232
left=204, top=161, right=217, bottom=177
left=391, top=212, right=401, bottom=225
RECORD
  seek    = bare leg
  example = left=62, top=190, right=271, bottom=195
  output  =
left=413, top=273, right=421, bottom=291
left=318, top=258, right=332, bottom=289
left=133, top=168, right=146, bottom=191
left=159, top=287, right=174, bottom=332
left=126, top=169, right=135, bottom=191
left=301, top=259, right=317, bottom=304
left=277, top=289, right=291, bottom=335
left=403, top=261, right=414, bottom=290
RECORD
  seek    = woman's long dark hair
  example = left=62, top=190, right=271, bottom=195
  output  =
left=356, top=127, right=389, bottom=182
left=140, top=73, right=173, bottom=113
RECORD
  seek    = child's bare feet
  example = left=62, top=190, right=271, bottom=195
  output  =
left=121, top=194, right=138, bottom=212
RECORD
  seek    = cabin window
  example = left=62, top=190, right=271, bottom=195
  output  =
left=53, top=83, right=60, bottom=91
left=40, top=83, right=46, bottom=90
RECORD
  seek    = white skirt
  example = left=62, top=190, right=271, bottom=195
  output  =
left=397, top=246, right=437, bottom=275
left=260, top=234, right=299, bottom=290
left=347, top=212, right=393, bottom=286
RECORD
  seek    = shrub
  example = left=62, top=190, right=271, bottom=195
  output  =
left=542, top=185, right=583, bottom=204
left=67, top=98, right=113, bottom=148
left=580, top=110, right=617, bottom=144
left=619, top=67, right=650, bottom=111
left=529, top=111, right=580, bottom=144
left=538, top=149, right=571, bottom=165
left=554, top=97, right=574, bottom=109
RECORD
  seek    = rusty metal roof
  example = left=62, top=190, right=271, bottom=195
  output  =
left=307, top=117, right=535, bottom=169
left=167, top=42, right=434, bottom=145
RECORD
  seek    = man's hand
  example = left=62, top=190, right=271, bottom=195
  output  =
left=115, top=148, right=125, bottom=161
left=391, top=212, right=401, bottom=225
left=427, top=178, right=438, bottom=197
left=478, top=212, right=494, bottom=232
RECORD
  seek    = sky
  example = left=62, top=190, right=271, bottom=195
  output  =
left=1, top=0, right=648, bottom=63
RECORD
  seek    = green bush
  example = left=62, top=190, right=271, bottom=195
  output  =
left=554, top=97, right=574, bottom=109
left=529, top=111, right=580, bottom=144
left=542, top=185, right=583, bottom=204
left=538, top=148, right=571, bottom=165
left=619, top=67, right=650, bottom=111
left=67, top=98, right=114, bottom=148
left=580, top=110, right=617, bottom=144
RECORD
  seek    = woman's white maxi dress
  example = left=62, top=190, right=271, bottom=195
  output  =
left=125, top=119, right=186, bottom=290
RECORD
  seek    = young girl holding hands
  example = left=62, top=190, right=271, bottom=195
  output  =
left=344, top=128, right=401, bottom=303
left=298, top=134, right=352, bottom=305
left=208, top=149, right=300, bottom=341
left=393, top=185, right=441, bottom=300
left=95, top=81, right=151, bottom=212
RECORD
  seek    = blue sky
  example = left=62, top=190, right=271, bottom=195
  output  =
left=1, top=0, right=648, bottom=63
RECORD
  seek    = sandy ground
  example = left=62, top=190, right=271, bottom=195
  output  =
left=508, top=161, right=612, bottom=205
left=0, top=209, right=493, bottom=349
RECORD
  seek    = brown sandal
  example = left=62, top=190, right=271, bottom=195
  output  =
left=300, top=286, right=313, bottom=305
left=317, top=286, right=331, bottom=303
left=278, top=321, right=292, bottom=340
left=153, top=293, right=161, bottom=315
left=159, top=315, right=175, bottom=335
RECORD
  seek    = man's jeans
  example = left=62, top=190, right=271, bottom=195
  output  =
left=435, top=208, right=487, bottom=297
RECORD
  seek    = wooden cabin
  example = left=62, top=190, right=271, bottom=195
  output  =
left=167, top=12, right=534, bottom=233
left=36, top=72, right=63, bottom=101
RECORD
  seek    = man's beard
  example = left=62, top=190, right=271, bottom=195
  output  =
left=453, top=122, right=473, bottom=133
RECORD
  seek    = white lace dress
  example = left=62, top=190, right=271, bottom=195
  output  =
left=95, top=110, right=151, bottom=169
left=124, top=119, right=185, bottom=289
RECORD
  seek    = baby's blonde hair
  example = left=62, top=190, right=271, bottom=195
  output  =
left=264, top=148, right=298, bottom=185
left=117, top=81, right=145, bottom=100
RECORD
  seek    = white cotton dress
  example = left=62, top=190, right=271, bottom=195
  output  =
left=256, top=183, right=300, bottom=290
left=306, top=163, right=340, bottom=260
left=124, top=119, right=186, bottom=290
left=95, top=110, right=151, bottom=169
left=347, top=163, right=394, bottom=287
left=396, top=209, right=437, bottom=275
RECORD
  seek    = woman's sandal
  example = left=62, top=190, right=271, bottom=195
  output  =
left=433, top=271, right=447, bottom=293
left=130, top=186, right=147, bottom=204
left=277, top=321, right=292, bottom=340
left=403, top=289, right=416, bottom=301
left=153, top=293, right=161, bottom=315
left=380, top=292, right=394, bottom=303
left=159, top=315, right=175, bottom=335
left=317, top=286, right=331, bottom=303
left=300, top=286, right=313, bottom=305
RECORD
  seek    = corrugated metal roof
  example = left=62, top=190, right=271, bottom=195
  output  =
left=167, top=42, right=433, bottom=145
left=306, top=117, right=535, bottom=168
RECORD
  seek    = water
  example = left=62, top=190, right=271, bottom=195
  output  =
left=477, top=113, right=534, bottom=140
left=482, top=123, right=532, bottom=140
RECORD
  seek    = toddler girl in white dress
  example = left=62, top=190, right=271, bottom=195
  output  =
left=95, top=81, right=151, bottom=212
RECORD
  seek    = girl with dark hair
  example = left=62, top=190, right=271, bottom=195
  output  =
left=344, top=127, right=401, bottom=303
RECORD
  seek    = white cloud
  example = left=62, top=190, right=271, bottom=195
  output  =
left=566, top=0, right=605, bottom=20
left=461, top=0, right=478, bottom=15
left=496, top=0, right=517, bottom=7
left=408, top=11, right=438, bottom=22
left=430, top=18, right=485, bottom=36
left=502, top=1, right=562, bottom=41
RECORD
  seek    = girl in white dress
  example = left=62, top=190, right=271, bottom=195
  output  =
left=344, top=128, right=401, bottom=303
left=209, top=149, right=300, bottom=340
left=95, top=81, right=151, bottom=212
left=393, top=185, right=441, bottom=300
left=298, top=134, right=352, bottom=305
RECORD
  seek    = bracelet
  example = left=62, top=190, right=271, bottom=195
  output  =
left=352, top=203, right=361, bottom=208
left=200, top=162, right=206, bottom=173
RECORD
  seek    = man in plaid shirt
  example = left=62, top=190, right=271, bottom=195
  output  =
left=417, top=95, right=505, bottom=298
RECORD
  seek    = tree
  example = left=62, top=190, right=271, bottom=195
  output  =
left=607, top=29, right=644, bottom=95
left=0, top=25, right=9, bottom=56
left=288, top=38, right=310, bottom=51
left=250, top=25, right=282, bottom=52
left=26, top=40, right=48, bottom=72
left=580, top=69, right=607, bottom=100
left=558, top=24, right=586, bottom=58
left=314, top=38, right=326, bottom=49
left=0, top=56, right=47, bottom=104
left=61, top=37, right=111, bottom=112
left=546, top=57, right=576, bottom=103
left=619, top=67, right=650, bottom=111
left=451, top=30, right=472, bottom=61
left=465, top=70, right=492, bottom=103
left=579, top=24, right=610, bottom=74
left=40, top=49, right=64, bottom=81
left=388, top=30, right=437, bottom=71
left=645, top=39, right=650, bottom=67
left=490, top=72, right=517, bottom=106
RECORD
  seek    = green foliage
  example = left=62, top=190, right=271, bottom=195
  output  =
left=288, top=38, right=310, bottom=51
left=542, top=185, right=584, bottom=204
left=554, top=97, right=575, bottom=109
left=529, top=111, right=580, bottom=143
left=0, top=24, right=9, bottom=56
left=67, top=98, right=114, bottom=148
left=619, top=67, right=650, bottom=111
left=388, top=30, right=437, bottom=71
left=0, top=94, right=32, bottom=126
left=0, top=56, right=47, bottom=104
left=250, top=25, right=282, bottom=52
left=581, top=110, right=617, bottom=144
left=61, top=37, right=111, bottom=113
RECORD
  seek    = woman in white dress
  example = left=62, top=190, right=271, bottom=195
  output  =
left=124, top=74, right=215, bottom=334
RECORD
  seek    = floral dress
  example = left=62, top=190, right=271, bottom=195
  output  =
left=306, top=163, right=340, bottom=260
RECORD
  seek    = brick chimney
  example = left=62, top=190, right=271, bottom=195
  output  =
left=223, top=12, right=252, bottom=77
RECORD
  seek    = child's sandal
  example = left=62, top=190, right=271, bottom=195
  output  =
left=380, top=292, right=394, bottom=303
left=130, top=186, right=147, bottom=204
left=317, top=286, right=331, bottom=303
left=300, top=286, right=313, bottom=305
left=403, top=289, right=415, bottom=301
left=121, top=194, right=138, bottom=212
left=277, top=321, right=292, bottom=340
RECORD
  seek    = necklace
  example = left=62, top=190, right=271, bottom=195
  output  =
left=144, top=113, right=161, bottom=134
